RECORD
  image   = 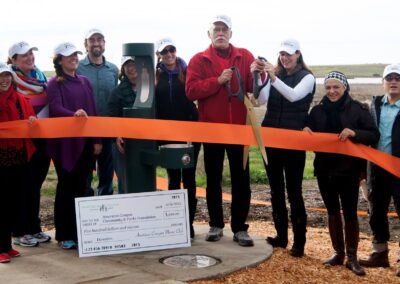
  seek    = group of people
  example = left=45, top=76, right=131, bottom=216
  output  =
left=0, top=14, right=399, bottom=279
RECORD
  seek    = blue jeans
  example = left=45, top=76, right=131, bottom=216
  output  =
left=86, top=138, right=114, bottom=196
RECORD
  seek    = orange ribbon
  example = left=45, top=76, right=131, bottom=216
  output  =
left=1, top=116, right=399, bottom=177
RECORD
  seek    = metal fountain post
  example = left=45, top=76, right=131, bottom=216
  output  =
left=122, top=43, right=194, bottom=193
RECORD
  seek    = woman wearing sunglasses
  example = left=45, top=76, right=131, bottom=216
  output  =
left=0, top=62, right=36, bottom=263
left=155, top=38, right=200, bottom=240
left=7, top=41, right=51, bottom=247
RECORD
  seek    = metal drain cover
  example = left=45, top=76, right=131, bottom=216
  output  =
left=160, top=254, right=221, bottom=268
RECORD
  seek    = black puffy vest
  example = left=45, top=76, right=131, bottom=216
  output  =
left=262, top=69, right=315, bottom=130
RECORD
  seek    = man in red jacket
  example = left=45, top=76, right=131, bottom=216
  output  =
left=186, top=15, right=255, bottom=246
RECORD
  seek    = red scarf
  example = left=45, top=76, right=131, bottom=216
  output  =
left=0, top=86, right=36, bottom=161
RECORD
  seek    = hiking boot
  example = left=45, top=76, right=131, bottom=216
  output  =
left=233, top=231, right=254, bottom=247
left=359, top=250, right=390, bottom=267
left=346, top=257, right=366, bottom=276
left=33, top=232, right=51, bottom=243
left=266, top=236, right=288, bottom=248
left=14, top=235, right=39, bottom=247
left=59, top=240, right=77, bottom=250
left=290, top=246, right=304, bottom=257
left=323, top=253, right=345, bottom=266
left=7, top=248, right=20, bottom=257
left=205, top=227, right=223, bottom=242
left=0, top=253, right=10, bottom=263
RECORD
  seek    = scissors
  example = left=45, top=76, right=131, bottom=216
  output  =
left=225, top=66, right=268, bottom=169
left=252, top=56, right=269, bottom=99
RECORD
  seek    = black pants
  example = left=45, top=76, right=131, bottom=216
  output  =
left=203, top=143, right=250, bottom=233
left=0, top=165, right=27, bottom=253
left=167, top=143, right=201, bottom=218
left=265, top=148, right=307, bottom=234
left=54, top=142, right=93, bottom=242
left=369, top=165, right=400, bottom=243
left=317, top=175, right=360, bottom=220
left=13, top=139, right=50, bottom=236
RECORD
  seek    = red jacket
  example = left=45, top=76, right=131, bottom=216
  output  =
left=186, top=44, right=254, bottom=124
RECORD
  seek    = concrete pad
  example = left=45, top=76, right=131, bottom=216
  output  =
left=1, top=225, right=272, bottom=284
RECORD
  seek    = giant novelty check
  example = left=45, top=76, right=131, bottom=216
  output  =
left=75, top=190, right=190, bottom=257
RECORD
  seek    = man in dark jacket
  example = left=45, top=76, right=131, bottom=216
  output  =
left=359, top=64, right=400, bottom=277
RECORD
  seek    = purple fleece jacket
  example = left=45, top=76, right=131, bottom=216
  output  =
left=47, top=74, right=100, bottom=172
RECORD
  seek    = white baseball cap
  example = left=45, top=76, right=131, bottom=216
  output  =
left=121, top=55, right=135, bottom=66
left=54, top=42, right=83, bottom=56
left=383, top=63, right=400, bottom=78
left=210, top=14, right=232, bottom=29
left=85, top=28, right=104, bottom=39
left=0, top=62, right=12, bottom=75
left=155, top=37, right=175, bottom=53
left=8, top=41, right=38, bottom=58
left=279, top=38, right=300, bottom=55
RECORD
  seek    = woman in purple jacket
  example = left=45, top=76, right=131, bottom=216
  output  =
left=47, top=42, right=102, bottom=250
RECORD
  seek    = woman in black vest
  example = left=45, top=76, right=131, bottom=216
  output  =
left=251, top=39, right=315, bottom=257
left=304, top=71, right=379, bottom=275
left=155, top=38, right=200, bottom=240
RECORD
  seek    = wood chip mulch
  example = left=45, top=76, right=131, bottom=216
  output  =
left=190, top=221, right=400, bottom=284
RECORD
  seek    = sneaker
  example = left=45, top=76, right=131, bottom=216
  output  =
left=7, top=248, right=20, bottom=257
left=33, top=232, right=51, bottom=243
left=0, top=253, right=10, bottom=263
left=14, top=235, right=39, bottom=247
left=59, top=240, right=77, bottom=250
left=205, top=227, right=223, bottom=242
left=233, top=231, right=254, bottom=247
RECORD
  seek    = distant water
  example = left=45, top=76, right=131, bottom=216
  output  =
left=316, top=77, right=381, bottom=84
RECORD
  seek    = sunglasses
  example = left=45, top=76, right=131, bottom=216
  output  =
left=384, top=74, right=400, bottom=82
left=160, top=46, right=176, bottom=55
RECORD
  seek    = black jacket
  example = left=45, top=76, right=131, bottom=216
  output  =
left=371, top=95, right=400, bottom=157
left=108, top=77, right=136, bottom=117
left=307, top=96, right=380, bottom=176
left=155, top=69, right=198, bottom=122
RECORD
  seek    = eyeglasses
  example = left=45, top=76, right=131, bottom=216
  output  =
left=384, top=74, right=400, bottom=82
left=160, top=47, right=176, bottom=55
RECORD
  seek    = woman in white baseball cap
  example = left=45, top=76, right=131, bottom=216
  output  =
left=46, top=42, right=102, bottom=250
left=155, top=37, right=200, bottom=240
left=7, top=41, right=51, bottom=248
left=0, top=62, right=36, bottom=263
left=107, top=55, right=137, bottom=194
left=251, top=38, right=316, bottom=257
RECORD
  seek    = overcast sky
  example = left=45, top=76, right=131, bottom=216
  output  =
left=1, top=0, right=399, bottom=71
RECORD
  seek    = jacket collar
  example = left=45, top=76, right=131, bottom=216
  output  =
left=81, top=55, right=112, bottom=68
left=201, top=43, right=242, bottom=61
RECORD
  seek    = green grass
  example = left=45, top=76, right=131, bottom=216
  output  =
left=43, top=148, right=315, bottom=195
